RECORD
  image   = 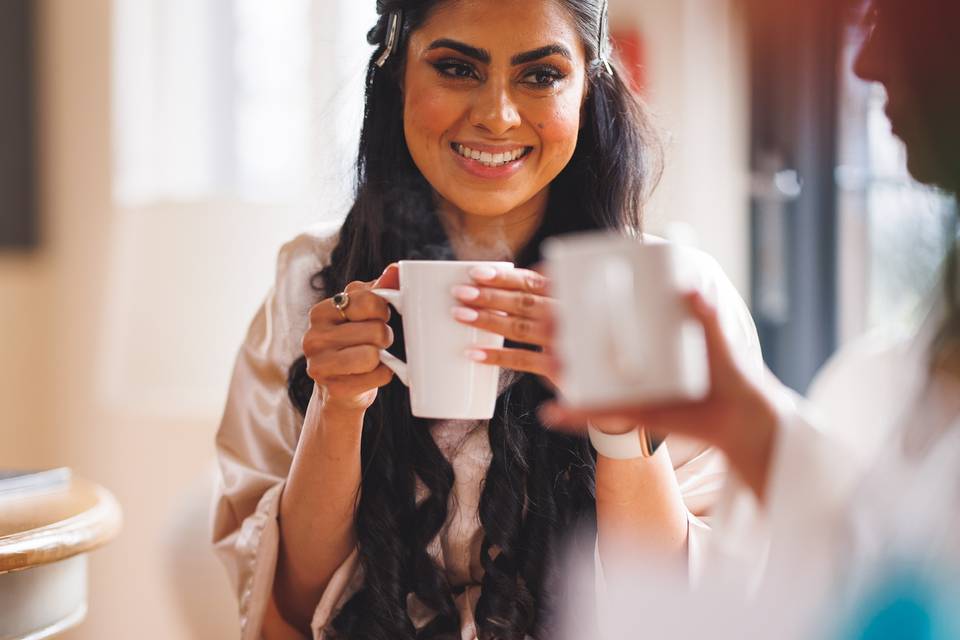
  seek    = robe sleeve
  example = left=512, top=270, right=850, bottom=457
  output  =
left=211, top=224, right=343, bottom=639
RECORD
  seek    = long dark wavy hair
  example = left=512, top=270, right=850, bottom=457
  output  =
left=286, top=1, right=661, bottom=638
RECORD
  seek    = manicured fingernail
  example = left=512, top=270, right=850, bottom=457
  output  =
left=525, top=275, right=546, bottom=292
left=452, top=285, right=480, bottom=301
left=452, top=306, right=479, bottom=322
left=469, top=266, right=497, bottom=281
left=465, top=349, right=488, bottom=362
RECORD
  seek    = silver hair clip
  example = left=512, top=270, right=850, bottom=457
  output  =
left=375, top=10, right=403, bottom=68
left=598, top=0, right=613, bottom=75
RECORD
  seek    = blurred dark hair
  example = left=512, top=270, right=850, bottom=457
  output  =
left=286, top=1, right=661, bottom=637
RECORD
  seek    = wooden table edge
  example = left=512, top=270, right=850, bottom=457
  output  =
left=0, top=480, right=123, bottom=574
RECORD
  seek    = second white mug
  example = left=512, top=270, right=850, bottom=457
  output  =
left=544, top=232, right=709, bottom=409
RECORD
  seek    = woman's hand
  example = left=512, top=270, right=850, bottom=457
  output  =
left=540, top=291, right=782, bottom=499
left=303, top=265, right=399, bottom=415
left=451, top=265, right=560, bottom=387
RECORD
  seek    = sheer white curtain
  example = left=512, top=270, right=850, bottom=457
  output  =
left=112, top=0, right=375, bottom=208
left=105, top=1, right=376, bottom=419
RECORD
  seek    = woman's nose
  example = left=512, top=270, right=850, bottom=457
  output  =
left=469, top=80, right=521, bottom=136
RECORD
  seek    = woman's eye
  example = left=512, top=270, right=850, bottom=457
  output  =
left=522, top=66, right=565, bottom=88
left=433, top=60, right=479, bottom=81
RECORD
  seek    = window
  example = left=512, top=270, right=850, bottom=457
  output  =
left=112, top=0, right=375, bottom=206
left=104, top=1, right=376, bottom=418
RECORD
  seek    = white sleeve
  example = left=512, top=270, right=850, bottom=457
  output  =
left=704, top=389, right=863, bottom=599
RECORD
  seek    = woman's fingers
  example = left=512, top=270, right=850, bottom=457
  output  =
left=343, top=279, right=368, bottom=294
left=373, top=263, right=400, bottom=290
left=468, top=265, right=550, bottom=295
left=452, top=306, right=552, bottom=346
left=531, top=291, right=760, bottom=449
left=303, top=320, right=393, bottom=353
left=311, top=264, right=398, bottom=328
left=300, top=265, right=399, bottom=407
left=323, top=364, right=395, bottom=397
left=308, top=345, right=383, bottom=379
left=452, top=267, right=557, bottom=348
left=452, top=283, right=556, bottom=322
left=683, top=291, right=736, bottom=375
left=309, top=288, right=391, bottom=326
left=466, top=347, right=557, bottom=382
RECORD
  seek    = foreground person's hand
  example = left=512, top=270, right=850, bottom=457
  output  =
left=303, top=264, right=399, bottom=414
left=540, top=291, right=782, bottom=499
left=451, top=264, right=561, bottom=388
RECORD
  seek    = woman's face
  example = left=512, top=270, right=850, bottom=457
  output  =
left=853, top=0, right=960, bottom=190
left=402, top=0, right=588, bottom=218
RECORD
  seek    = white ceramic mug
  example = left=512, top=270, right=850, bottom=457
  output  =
left=543, top=232, right=708, bottom=408
left=371, top=260, right=513, bottom=419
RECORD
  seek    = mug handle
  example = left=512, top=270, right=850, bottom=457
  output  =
left=600, top=259, right=647, bottom=380
left=369, top=289, right=410, bottom=386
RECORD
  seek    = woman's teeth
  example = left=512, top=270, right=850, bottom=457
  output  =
left=454, top=144, right=529, bottom=168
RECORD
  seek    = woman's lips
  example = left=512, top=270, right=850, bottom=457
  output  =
left=449, top=143, right=532, bottom=180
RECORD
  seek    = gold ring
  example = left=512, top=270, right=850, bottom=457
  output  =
left=332, top=291, right=350, bottom=321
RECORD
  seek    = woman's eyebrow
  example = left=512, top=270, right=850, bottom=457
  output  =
left=511, top=44, right=572, bottom=65
left=426, top=40, right=572, bottom=66
left=427, top=39, right=491, bottom=63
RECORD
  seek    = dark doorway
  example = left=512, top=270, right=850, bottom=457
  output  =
left=0, top=0, right=37, bottom=250
left=744, top=0, right=847, bottom=392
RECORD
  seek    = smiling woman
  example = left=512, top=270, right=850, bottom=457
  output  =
left=403, top=1, right=587, bottom=230
left=211, top=1, right=761, bottom=639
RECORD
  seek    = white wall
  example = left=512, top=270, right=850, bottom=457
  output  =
left=31, top=2, right=204, bottom=637
left=22, top=0, right=373, bottom=634
left=0, top=254, right=53, bottom=469
left=611, top=0, right=751, bottom=296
